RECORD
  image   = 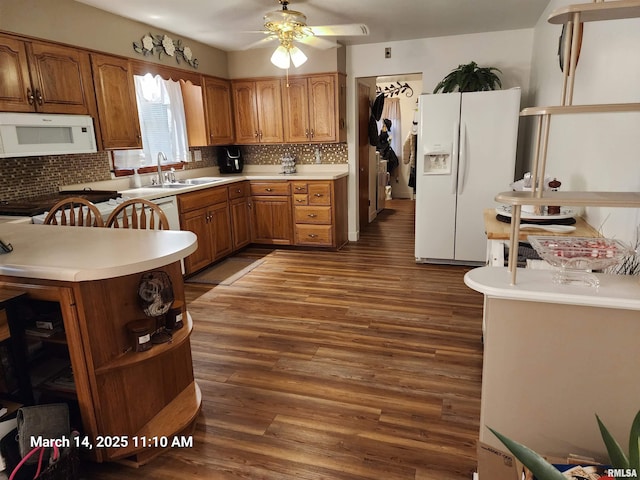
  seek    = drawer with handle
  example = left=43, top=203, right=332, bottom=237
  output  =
left=178, top=185, right=227, bottom=212
left=250, top=182, right=290, bottom=196
left=308, top=183, right=331, bottom=205
left=294, top=206, right=331, bottom=224
left=228, top=181, right=249, bottom=200
left=293, top=194, right=308, bottom=206
left=291, top=182, right=308, bottom=194
left=295, top=224, right=333, bottom=246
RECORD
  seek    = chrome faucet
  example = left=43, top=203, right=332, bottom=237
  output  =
left=157, top=152, right=167, bottom=186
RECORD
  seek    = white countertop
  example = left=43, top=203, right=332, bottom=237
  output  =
left=6, top=166, right=350, bottom=223
left=113, top=166, right=349, bottom=202
left=0, top=223, right=197, bottom=282
left=464, top=266, right=640, bottom=310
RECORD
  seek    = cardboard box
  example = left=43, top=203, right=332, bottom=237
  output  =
left=477, top=441, right=606, bottom=480
left=477, top=441, right=524, bottom=480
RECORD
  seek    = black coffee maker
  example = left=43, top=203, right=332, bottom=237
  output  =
left=217, top=146, right=244, bottom=173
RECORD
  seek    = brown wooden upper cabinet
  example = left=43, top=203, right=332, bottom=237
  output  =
left=202, top=76, right=235, bottom=146
left=232, top=79, right=284, bottom=144
left=0, top=34, right=96, bottom=115
left=91, top=53, right=142, bottom=150
left=283, top=74, right=345, bottom=143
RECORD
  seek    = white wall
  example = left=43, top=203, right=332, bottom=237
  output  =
left=0, top=0, right=229, bottom=78
left=345, top=29, right=536, bottom=240
left=527, top=0, right=640, bottom=243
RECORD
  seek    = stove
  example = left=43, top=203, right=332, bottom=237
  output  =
left=0, top=190, right=120, bottom=217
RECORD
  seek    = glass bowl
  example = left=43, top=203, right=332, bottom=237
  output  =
left=527, top=236, right=633, bottom=287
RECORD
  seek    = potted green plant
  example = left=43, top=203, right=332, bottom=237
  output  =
left=488, top=410, right=640, bottom=479
left=433, top=61, right=502, bottom=93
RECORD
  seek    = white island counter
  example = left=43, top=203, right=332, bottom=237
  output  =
left=465, top=265, right=640, bottom=463
left=0, top=223, right=196, bottom=281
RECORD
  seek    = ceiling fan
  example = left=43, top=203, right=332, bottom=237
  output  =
left=244, top=0, right=369, bottom=68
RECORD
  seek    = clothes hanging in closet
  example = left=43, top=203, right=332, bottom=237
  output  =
left=403, top=130, right=418, bottom=190
left=377, top=118, right=399, bottom=174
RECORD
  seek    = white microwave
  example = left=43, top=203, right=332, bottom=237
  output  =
left=0, top=112, right=97, bottom=158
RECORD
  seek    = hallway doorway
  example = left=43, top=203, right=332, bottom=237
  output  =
left=356, top=73, right=422, bottom=234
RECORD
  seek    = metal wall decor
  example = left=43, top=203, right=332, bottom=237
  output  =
left=376, top=81, right=414, bottom=98
left=133, top=33, right=199, bottom=69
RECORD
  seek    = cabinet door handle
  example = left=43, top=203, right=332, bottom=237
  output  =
left=305, top=129, right=310, bottom=138
left=254, top=131, right=259, bottom=138
left=35, top=89, right=43, bottom=105
left=26, top=88, right=35, bottom=105
left=310, top=129, right=315, bottom=138
left=314, top=193, right=323, bottom=197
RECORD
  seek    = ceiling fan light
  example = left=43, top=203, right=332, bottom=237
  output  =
left=289, top=45, right=307, bottom=68
left=271, top=45, right=291, bottom=69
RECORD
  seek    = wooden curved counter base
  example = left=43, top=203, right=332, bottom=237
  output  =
left=0, top=224, right=200, bottom=465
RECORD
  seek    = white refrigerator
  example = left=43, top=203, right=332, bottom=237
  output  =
left=414, top=88, right=521, bottom=264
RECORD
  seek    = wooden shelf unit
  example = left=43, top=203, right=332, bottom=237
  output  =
left=496, top=191, right=640, bottom=208
left=521, top=103, right=640, bottom=116
left=548, top=0, right=640, bottom=24
left=549, top=0, right=640, bottom=105
left=501, top=0, right=640, bottom=284
left=94, top=312, right=193, bottom=375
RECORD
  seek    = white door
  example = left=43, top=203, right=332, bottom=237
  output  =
left=415, top=93, right=461, bottom=261
left=454, top=89, right=521, bottom=262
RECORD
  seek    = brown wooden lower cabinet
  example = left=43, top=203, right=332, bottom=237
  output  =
left=292, top=177, right=348, bottom=249
left=250, top=195, right=293, bottom=245
left=248, top=181, right=292, bottom=245
left=229, top=182, right=251, bottom=250
left=178, top=186, right=232, bottom=275
left=0, top=261, right=199, bottom=466
left=179, top=178, right=346, bottom=274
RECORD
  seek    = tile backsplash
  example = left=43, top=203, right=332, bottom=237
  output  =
left=1, top=143, right=348, bottom=202
left=1, top=152, right=112, bottom=202
left=241, top=143, right=348, bottom=165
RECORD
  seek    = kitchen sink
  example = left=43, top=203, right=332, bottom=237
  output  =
left=149, top=183, right=190, bottom=189
left=183, top=177, right=226, bottom=185
left=148, top=177, right=226, bottom=188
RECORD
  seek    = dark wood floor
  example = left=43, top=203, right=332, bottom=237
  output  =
left=84, top=199, right=485, bottom=480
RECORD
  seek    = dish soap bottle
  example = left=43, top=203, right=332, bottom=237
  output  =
left=132, top=168, right=142, bottom=188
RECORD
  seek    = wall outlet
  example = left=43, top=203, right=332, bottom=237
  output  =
left=194, top=150, right=202, bottom=162
left=385, top=47, right=391, bottom=59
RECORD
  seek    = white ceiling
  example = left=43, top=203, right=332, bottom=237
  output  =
left=74, top=0, right=550, bottom=52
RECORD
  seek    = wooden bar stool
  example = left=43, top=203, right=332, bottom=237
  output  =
left=43, top=197, right=104, bottom=227
left=105, top=199, right=169, bottom=230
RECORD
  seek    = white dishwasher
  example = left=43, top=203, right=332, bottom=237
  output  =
left=152, top=196, right=180, bottom=230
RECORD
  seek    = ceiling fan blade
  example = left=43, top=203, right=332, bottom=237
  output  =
left=308, top=24, right=369, bottom=36
left=242, top=36, right=278, bottom=50
left=298, top=36, right=340, bottom=50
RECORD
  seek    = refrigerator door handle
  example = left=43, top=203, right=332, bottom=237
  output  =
left=451, top=120, right=460, bottom=194
left=458, top=122, right=467, bottom=195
